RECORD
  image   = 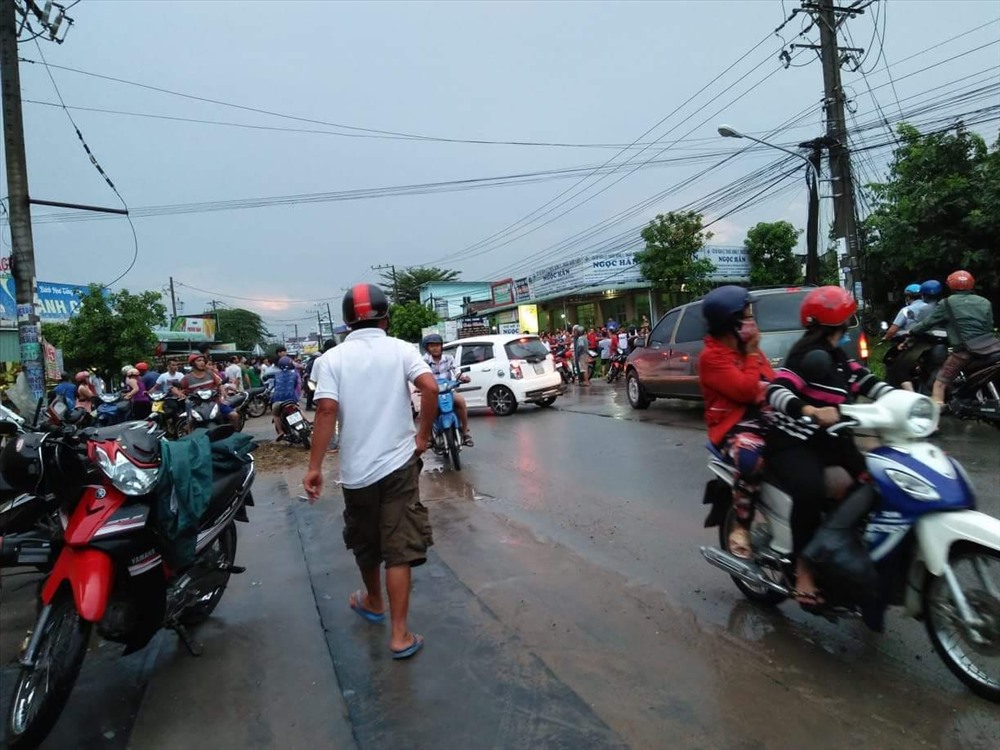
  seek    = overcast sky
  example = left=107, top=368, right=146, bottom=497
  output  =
left=8, top=0, right=999, bottom=338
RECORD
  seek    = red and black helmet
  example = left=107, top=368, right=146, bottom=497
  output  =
left=342, top=283, right=390, bottom=326
left=800, top=286, right=857, bottom=328
left=946, top=269, right=975, bottom=291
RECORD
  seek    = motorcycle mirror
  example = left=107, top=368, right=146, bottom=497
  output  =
left=880, top=321, right=889, bottom=332
left=801, top=349, right=835, bottom=381
left=459, top=366, right=471, bottom=373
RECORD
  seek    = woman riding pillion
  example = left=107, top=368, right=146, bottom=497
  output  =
left=697, top=286, right=775, bottom=558
left=764, top=286, right=893, bottom=608
left=421, top=334, right=474, bottom=447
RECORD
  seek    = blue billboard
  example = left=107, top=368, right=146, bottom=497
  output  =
left=0, top=274, right=93, bottom=324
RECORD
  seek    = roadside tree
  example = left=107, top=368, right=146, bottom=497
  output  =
left=215, top=308, right=269, bottom=350
left=634, top=211, right=716, bottom=301
left=863, top=124, right=1000, bottom=305
left=58, top=285, right=166, bottom=378
left=389, top=302, right=439, bottom=342
left=744, top=221, right=802, bottom=286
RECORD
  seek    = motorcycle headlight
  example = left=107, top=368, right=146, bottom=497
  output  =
left=196, top=389, right=214, bottom=400
left=209, top=405, right=219, bottom=420
left=885, top=468, right=941, bottom=502
left=906, top=397, right=939, bottom=438
left=93, top=446, right=160, bottom=496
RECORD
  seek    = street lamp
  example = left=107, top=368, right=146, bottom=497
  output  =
left=718, top=124, right=821, bottom=284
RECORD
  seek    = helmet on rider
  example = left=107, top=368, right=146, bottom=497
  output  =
left=920, top=279, right=943, bottom=299
left=188, top=353, right=205, bottom=366
left=422, top=333, right=443, bottom=350
left=800, top=286, right=857, bottom=328
left=702, top=285, right=756, bottom=336
left=904, top=283, right=921, bottom=298
left=278, top=356, right=294, bottom=370
left=75, top=371, right=90, bottom=383
left=342, top=283, right=390, bottom=327
left=121, top=365, right=133, bottom=377
left=136, top=362, right=149, bottom=372
left=946, top=270, right=975, bottom=291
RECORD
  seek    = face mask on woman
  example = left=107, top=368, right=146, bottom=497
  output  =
left=737, top=318, right=759, bottom=343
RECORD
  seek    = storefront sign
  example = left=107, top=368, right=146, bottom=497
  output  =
left=498, top=322, right=520, bottom=335
left=513, top=277, right=532, bottom=302
left=156, top=315, right=218, bottom=342
left=458, top=316, right=490, bottom=339
left=517, top=304, right=539, bottom=334
left=0, top=271, right=97, bottom=324
left=491, top=279, right=514, bottom=306
left=697, top=246, right=751, bottom=281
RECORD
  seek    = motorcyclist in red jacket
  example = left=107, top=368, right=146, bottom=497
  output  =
left=698, top=286, right=776, bottom=557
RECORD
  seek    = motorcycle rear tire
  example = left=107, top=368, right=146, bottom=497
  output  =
left=719, top=508, right=788, bottom=606
left=300, top=429, right=311, bottom=450
left=446, top=427, right=461, bottom=471
left=7, top=589, right=92, bottom=749
left=247, top=398, right=266, bottom=419
left=180, top=522, right=238, bottom=626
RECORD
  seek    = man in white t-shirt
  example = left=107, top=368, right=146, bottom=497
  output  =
left=224, top=356, right=245, bottom=392
left=304, top=283, right=438, bottom=661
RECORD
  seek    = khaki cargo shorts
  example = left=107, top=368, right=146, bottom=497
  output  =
left=341, top=454, right=433, bottom=568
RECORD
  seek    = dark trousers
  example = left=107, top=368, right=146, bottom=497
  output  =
left=766, top=436, right=867, bottom=554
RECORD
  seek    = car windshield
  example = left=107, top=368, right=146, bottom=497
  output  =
left=504, top=338, right=548, bottom=363
left=754, top=291, right=809, bottom=332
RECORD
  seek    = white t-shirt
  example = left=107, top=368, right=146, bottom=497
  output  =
left=224, top=363, right=244, bottom=390
left=618, top=332, right=628, bottom=351
left=154, top=371, right=185, bottom=392
left=892, top=300, right=928, bottom=333
left=312, top=328, right=431, bottom=489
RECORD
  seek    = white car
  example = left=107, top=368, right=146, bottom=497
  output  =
left=442, top=334, right=563, bottom=416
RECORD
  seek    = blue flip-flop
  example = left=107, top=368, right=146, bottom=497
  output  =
left=391, top=633, right=424, bottom=660
left=350, top=590, right=385, bottom=624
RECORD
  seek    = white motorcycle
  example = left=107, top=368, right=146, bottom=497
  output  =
left=701, top=389, right=1000, bottom=701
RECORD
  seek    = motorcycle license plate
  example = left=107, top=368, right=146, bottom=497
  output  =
left=286, top=412, right=304, bottom=425
left=152, top=401, right=164, bottom=413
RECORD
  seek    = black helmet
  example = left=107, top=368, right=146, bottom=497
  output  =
left=342, top=283, right=390, bottom=326
left=702, top=285, right=755, bottom=335
left=422, top=333, right=443, bottom=348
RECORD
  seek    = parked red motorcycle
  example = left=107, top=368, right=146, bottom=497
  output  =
left=0, top=420, right=255, bottom=749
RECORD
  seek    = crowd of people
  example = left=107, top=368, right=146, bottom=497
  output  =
left=537, top=322, right=649, bottom=383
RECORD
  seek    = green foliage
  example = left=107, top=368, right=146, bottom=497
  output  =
left=634, top=211, right=716, bottom=295
left=381, top=266, right=461, bottom=305
left=744, top=221, right=803, bottom=286
left=41, top=322, right=69, bottom=350
left=863, top=123, right=1000, bottom=304
left=215, top=308, right=269, bottom=350
left=819, top=251, right=841, bottom=286
left=388, top=302, right=439, bottom=342
left=59, top=285, right=166, bottom=378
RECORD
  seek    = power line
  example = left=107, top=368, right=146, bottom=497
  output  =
left=32, top=38, right=139, bottom=286
left=172, top=280, right=343, bottom=304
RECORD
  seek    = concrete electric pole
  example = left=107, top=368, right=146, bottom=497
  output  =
left=1, top=0, right=42, bottom=401
left=812, top=1, right=864, bottom=294
left=371, top=263, right=399, bottom=302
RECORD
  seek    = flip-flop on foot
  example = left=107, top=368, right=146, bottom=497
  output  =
left=391, top=633, right=424, bottom=660
left=350, top=590, right=385, bottom=624
left=793, top=590, right=825, bottom=614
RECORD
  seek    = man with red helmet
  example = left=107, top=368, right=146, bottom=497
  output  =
left=909, top=270, right=995, bottom=406
left=304, top=283, right=438, bottom=660
left=765, top=286, right=892, bottom=609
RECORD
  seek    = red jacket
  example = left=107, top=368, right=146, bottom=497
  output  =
left=698, top=336, right=775, bottom=445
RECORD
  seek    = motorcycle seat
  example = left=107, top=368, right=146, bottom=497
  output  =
left=967, top=351, right=1000, bottom=372
left=226, top=393, right=249, bottom=408
left=247, top=387, right=267, bottom=397
left=205, top=464, right=251, bottom=523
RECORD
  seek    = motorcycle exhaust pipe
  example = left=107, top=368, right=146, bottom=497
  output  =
left=700, top=546, right=791, bottom=596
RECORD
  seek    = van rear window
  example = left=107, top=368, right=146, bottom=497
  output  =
left=754, top=292, right=808, bottom=332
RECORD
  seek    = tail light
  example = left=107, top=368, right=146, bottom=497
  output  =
left=858, top=331, right=869, bottom=361
left=509, top=363, right=523, bottom=380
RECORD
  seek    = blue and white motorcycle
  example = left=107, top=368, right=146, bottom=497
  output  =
left=432, top=377, right=464, bottom=471
left=701, top=389, right=1000, bottom=702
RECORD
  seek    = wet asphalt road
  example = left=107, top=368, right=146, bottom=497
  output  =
left=1, top=384, right=998, bottom=749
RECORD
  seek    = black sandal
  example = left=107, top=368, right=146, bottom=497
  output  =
left=462, top=433, right=474, bottom=447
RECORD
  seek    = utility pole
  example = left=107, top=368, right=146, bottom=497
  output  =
left=1, top=0, right=42, bottom=401
left=371, top=263, right=398, bottom=303
left=813, top=1, right=862, bottom=294
left=799, top=137, right=828, bottom=285
left=169, top=276, right=178, bottom=320
left=316, top=309, right=323, bottom=338
left=325, top=302, right=333, bottom=332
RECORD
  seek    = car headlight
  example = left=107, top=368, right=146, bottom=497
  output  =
left=94, top=446, right=160, bottom=496
left=906, top=397, right=938, bottom=438
left=885, top=468, right=941, bottom=501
